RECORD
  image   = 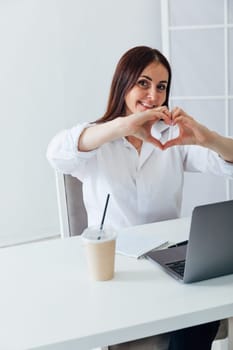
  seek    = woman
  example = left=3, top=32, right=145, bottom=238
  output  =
left=47, top=46, right=233, bottom=350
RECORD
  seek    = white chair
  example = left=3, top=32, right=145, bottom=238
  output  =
left=55, top=171, right=88, bottom=237
left=55, top=171, right=232, bottom=350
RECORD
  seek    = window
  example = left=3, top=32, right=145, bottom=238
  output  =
left=161, top=0, right=233, bottom=216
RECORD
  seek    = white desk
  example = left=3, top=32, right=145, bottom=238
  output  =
left=1, top=217, right=233, bottom=350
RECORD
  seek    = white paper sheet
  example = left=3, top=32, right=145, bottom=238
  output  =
left=116, top=230, right=167, bottom=259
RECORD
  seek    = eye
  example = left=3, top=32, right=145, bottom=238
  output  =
left=157, top=83, right=167, bottom=91
left=137, top=79, right=150, bottom=88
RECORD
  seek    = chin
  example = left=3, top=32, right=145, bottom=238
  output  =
left=136, top=105, right=147, bottom=112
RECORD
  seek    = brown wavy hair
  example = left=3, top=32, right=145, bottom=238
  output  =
left=95, top=46, right=171, bottom=123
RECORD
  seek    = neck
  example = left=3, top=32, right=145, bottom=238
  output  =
left=126, top=136, right=142, bottom=153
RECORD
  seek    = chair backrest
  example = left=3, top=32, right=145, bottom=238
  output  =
left=55, top=171, right=88, bottom=237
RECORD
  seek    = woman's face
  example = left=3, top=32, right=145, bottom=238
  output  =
left=124, top=62, right=169, bottom=115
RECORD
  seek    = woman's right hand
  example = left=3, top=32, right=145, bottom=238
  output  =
left=121, top=107, right=172, bottom=149
left=78, top=107, right=171, bottom=152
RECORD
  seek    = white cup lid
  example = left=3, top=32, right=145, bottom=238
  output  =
left=81, top=226, right=116, bottom=243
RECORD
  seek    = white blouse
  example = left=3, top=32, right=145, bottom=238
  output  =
left=47, top=121, right=233, bottom=230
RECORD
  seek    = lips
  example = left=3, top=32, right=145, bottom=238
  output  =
left=139, top=101, right=156, bottom=109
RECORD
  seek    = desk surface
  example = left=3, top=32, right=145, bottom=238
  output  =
left=1, top=217, right=233, bottom=350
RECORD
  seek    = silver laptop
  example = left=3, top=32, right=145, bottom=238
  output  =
left=145, top=200, right=233, bottom=283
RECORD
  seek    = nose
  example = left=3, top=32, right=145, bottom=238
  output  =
left=146, top=86, right=158, bottom=104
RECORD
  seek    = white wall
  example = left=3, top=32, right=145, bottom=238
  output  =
left=0, top=0, right=162, bottom=244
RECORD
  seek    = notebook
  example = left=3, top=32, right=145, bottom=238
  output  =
left=145, top=200, right=233, bottom=283
left=116, top=230, right=167, bottom=259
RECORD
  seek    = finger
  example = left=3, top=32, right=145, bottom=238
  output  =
left=153, top=106, right=172, bottom=120
left=147, top=136, right=164, bottom=150
left=156, top=106, right=170, bottom=114
left=171, top=107, right=186, bottom=120
left=171, top=106, right=180, bottom=118
left=163, top=108, right=172, bottom=119
left=163, top=137, right=182, bottom=150
left=137, top=110, right=172, bottom=125
left=174, top=115, right=194, bottom=127
left=151, top=109, right=172, bottom=125
left=159, top=112, right=173, bottom=125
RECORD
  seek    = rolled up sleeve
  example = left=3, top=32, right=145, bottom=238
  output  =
left=183, top=145, right=233, bottom=179
left=46, top=122, right=97, bottom=175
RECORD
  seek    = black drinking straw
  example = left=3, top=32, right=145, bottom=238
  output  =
left=98, top=193, right=110, bottom=239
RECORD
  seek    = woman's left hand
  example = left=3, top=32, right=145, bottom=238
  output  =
left=163, top=107, right=212, bottom=149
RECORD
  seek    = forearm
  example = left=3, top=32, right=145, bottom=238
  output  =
left=78, top=118, right=124, bottom=152
left=205, top=131, right=233, bottom=163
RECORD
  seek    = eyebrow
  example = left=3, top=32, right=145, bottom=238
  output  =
left=140, top=75, right=168, bottom=84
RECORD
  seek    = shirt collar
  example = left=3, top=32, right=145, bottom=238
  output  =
left=151, top=120, right=170, bottom=140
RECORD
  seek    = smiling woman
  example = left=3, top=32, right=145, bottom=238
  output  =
left=46, top=45, right=233, bottom=350
left=47, top=45, right=233, bottom=229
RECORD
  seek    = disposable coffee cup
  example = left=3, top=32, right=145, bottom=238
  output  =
left=82, top=226, right=116, bottom=281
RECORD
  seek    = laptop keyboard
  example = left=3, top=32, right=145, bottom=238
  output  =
left=166, top=260, right=185, bottom=277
